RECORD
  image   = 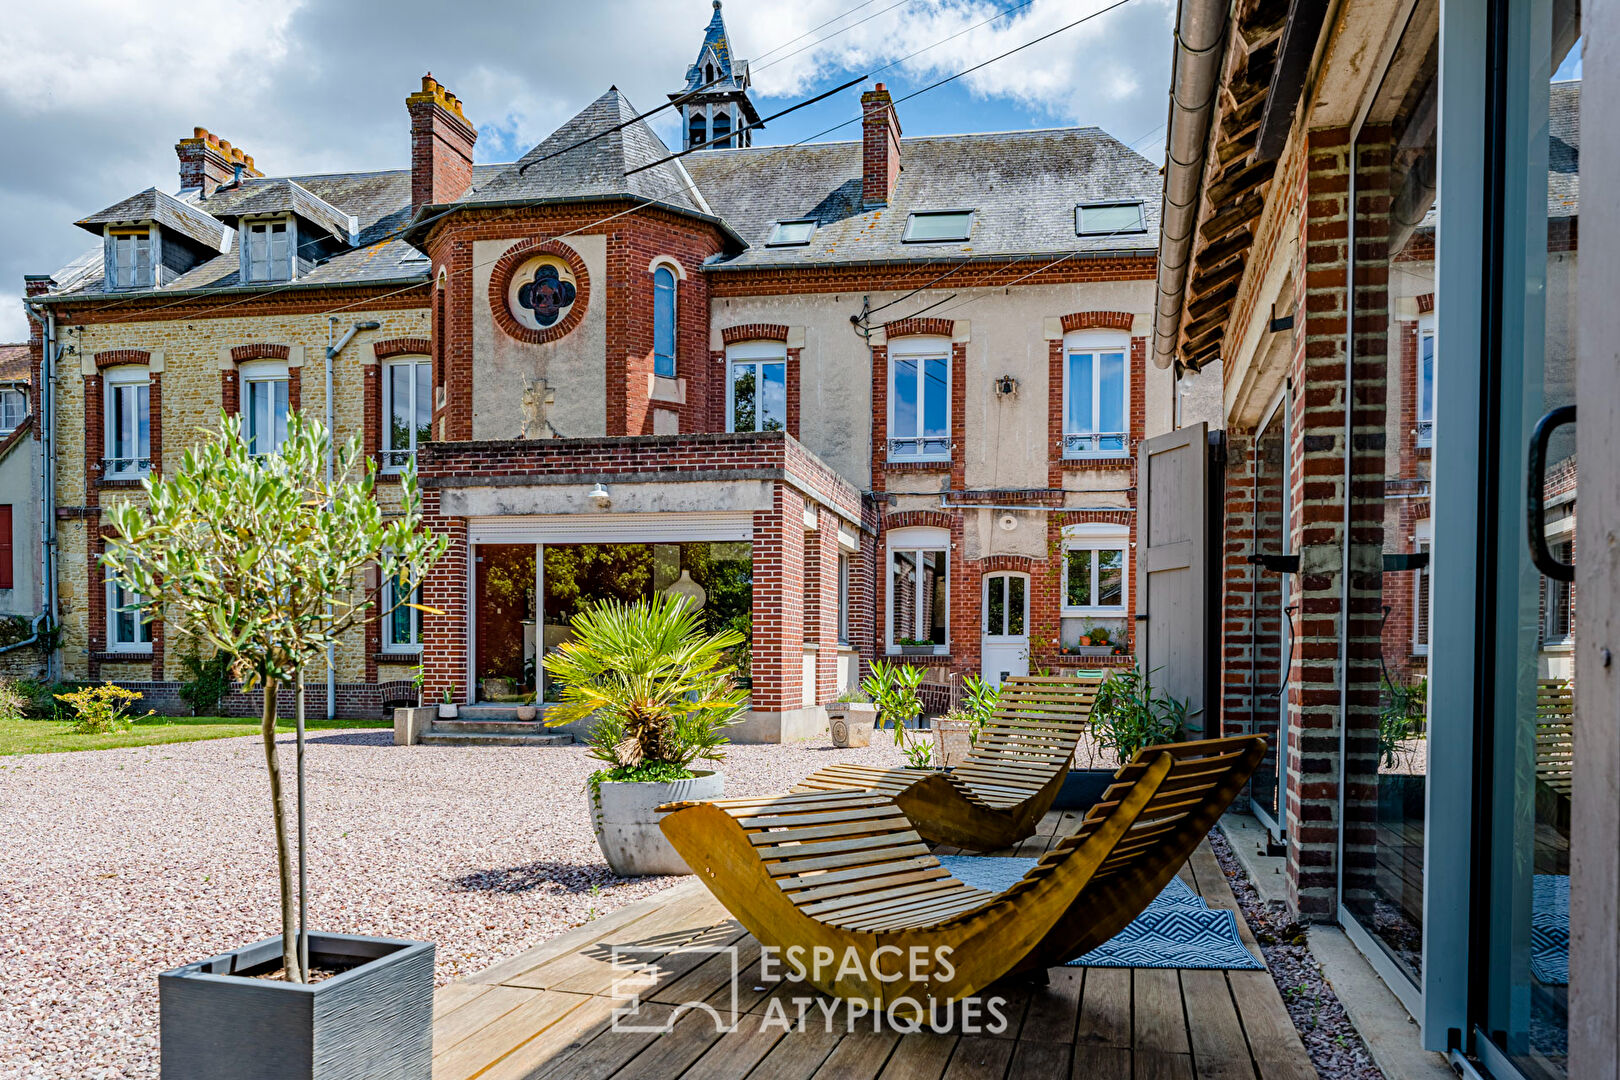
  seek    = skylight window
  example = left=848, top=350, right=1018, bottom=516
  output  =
left=903, top=210, right=974, bottom=243
left=1076, top=201, right=1146, bottom=236
left=767, top=220, right=816, bottom=246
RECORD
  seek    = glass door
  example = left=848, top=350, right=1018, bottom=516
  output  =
left=1475, top=0, right=1579, bottom=1073
left=1249, top=392, right=1291, bottom=837
left=981, top=572, right=1029, bottom=688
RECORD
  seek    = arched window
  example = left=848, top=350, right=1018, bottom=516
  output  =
left=688, top=112, right=706, bottom=150
left=653, top=265, right=677, bottom=378
left=712, top=109, right=732, bottom=149
left=705, top=62, right=715, bottom=84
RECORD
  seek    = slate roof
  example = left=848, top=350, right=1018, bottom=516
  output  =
left=75, top=188, right=229, bottom=252
left=209, top=178, right=358, bottom=243
left=0, top=344, right=29, bottom=383
left=685, top=126, right=1161, bottom=268
left=1549, top=79, right=1579, bottom=219
left=456, top=89, right=715, bottom=220
left=40, top=88, right=1159, bottom=301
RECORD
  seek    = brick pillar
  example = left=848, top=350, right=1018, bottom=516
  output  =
left=420, top=489, right=468, bottom=706
left=363, top=364, right=381, bottom=468
left=751, top=484, right=805, bottom=714
left=950, top=513, right=979, bottom=682
left=806, top=506, right=841, bottom=706
left=1282, top=128, right=1389, bottom=920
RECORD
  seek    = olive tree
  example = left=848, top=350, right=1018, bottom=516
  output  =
left=103, top=413, right=447, bottom=982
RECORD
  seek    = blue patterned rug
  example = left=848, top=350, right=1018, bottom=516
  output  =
left=937, top=855, right=1264, bottom=970
left=1533, top=875, right=1569, bottom=986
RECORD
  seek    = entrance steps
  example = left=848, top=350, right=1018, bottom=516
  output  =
left=421, top=709, right=573, bottom=747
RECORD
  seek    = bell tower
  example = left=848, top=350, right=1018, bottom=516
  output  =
left=670, top=1, right=762, bottom=151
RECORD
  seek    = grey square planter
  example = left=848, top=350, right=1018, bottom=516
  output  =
left=159, top=933, right=433, bottom=1080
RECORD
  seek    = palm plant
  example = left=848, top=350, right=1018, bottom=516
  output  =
left=543, top=593, right=747, bottom=779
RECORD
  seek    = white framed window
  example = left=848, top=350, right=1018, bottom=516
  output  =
left=888, top=337, right=950, bottom=461
left=107, top=226, right=153, bottom=290
left=107, top=576, right=153, bottom=652
left=983, top=572, right=1028, bottom=639
left=1076, top=201, right=1146, bottom=235
left=1413, top=519, right=1433, bottom=654
left=1061, top=523, right=1128, bottom=615
left=244, top=218, right=293, bottom=283
left=241, top=360, right=290, bottom=456
left=382, top=357, right=431, bottom=471
left=903, top=210, right=974, bottom=243
left=1063, top=329, right=1129, bottom=458
left=652, top=265, right=677, bottom=378
left=837, top=552, right=850, bottom=646
left=1544, top=539, right=1573, bottom=646
left=103, top=365, right=151, bottom=479
left=1416, top=313, right=1435, bottom=447
left=726, top=341, right=787, bottom=433
left=767, top=220, right=816, bottom=246
left=0, top=387, right=26, bottom=434
left=383, top=569, right=424, bottom=652
left=886, top=526, right=948, bottom=653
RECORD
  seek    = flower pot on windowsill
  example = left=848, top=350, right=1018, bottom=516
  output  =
left=158, top=932, right=434, bottom=1080
left=828, top=702, right=877, bottom=748
left=899, top=645, right=937, bottom=656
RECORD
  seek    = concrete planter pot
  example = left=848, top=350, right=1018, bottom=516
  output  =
left=159, top=932, right=433, bottom=1080
left=828, top=703, right=877, bottom=747
left=515, top=705, right=538, bottom=722
left=438, top=703, right=458, bottom=719
left=592, top=770, right=723, bottom=876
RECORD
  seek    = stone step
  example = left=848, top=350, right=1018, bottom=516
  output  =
left=432, top=719, right=560, bottom=736
left=452, top=704, right=534, bottom=722
left=418, top=731, right=574, bottom=748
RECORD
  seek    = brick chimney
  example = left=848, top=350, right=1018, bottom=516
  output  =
left=408, top=74, right=477, bottom=216
left=861, top=83, right=902, bottom=208
left=176, top=128, right=261, bottom=196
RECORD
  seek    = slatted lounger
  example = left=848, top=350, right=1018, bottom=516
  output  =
left=659, top=734, right=1266, bottom=1008
left=1536, top=678, right=1574, bottom=797
left=791, top=675, right=1103, bottom=852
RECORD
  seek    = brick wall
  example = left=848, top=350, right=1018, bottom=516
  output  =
left=751, top=484, right=805, bottom=712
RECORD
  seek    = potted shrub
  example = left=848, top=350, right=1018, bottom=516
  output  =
left=438, top=686, right=459, bottom=719
left=862, top=659, right=924, bottom=742
left=543, top=593, right=745, bottom=877
left=1058, top=664, right=1188, bottom=810
left=104, top=413, right=446, bottom=1078
left=827, top=685, right=877, bottom=748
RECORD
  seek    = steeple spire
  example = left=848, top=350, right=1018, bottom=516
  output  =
left=670, top=0, right=761, bottom=151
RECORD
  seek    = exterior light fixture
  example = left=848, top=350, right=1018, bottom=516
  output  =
left=589, top=483, right=611, bottom=508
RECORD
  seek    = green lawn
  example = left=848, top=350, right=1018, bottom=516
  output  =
left=0, top=714, right=387, bottom=756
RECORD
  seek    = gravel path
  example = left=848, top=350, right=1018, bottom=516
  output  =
left=0, top=731, right=905, bottom=1080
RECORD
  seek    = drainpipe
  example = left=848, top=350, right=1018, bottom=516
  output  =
left=1152, top=0, right=1229, bottom=370
left=1333, top=153, right=1356, bottom=915
left=324, top=319, right=381, bottom=719
left=24, top=302, right=59, bottom=680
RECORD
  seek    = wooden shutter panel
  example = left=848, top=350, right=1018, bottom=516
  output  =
left=1135, top=422, right=1214, bottom=738
left=0, top=505, right=13, bottom=590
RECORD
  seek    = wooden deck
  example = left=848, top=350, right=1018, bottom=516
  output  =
left=431, top=811, right=1318, bottom=1080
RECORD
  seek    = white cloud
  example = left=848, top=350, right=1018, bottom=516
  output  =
left=0, top=0, right=1172, bottom=341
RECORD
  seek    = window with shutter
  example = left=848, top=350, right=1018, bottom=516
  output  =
left=0, top=504, right=12, bottom=590
left=245, top=220, right=293, bottom=282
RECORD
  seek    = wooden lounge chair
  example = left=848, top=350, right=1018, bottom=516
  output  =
left=659, top=733, right=1266, bottom=1008
left=791, top=675, right=1103, bottom=851
left=1536, top=678, right=1574, bottom=798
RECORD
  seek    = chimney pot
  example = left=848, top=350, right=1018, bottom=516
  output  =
left=408, top=75, right=477, bottom=215
left=177, top=128, right=261, bottom=195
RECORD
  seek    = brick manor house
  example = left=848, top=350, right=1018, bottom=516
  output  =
left=17, top=4, right=1180, bottom=737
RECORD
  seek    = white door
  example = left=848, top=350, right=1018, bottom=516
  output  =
left=981, top=572, right=1029, bottom=688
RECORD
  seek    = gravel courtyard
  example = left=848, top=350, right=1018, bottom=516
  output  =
left=0, top=730, right=906, bottom=1080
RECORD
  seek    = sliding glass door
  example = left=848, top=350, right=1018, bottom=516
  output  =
left=1473, top=0, right=1580, bottom=1074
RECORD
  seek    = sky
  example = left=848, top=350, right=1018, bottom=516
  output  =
left=0, top=0, right=1178, bottom=343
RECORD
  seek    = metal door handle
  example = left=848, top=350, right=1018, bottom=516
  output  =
left=1527, top=404, right=1575, bottom=583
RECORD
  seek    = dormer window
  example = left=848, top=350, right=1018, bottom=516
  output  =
left=903, top=210, right=974, bottom=243
left=244, top=218, right=293, bottom=282
left=107, top=226, right=153, bottom=290
left=767, top=220, right=816, bottom=246
left=0, top=386, right=27, bottom=434
left=1076, top=201, right=1146, bottom=235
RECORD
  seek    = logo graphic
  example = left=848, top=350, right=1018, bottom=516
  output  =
left=609, top=943, right=739, bottom=1034
left=515, top=262, right=577, bottom=327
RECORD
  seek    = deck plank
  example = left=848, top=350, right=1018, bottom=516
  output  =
left=1069, top=1044, right=1130, bottom=1080
left=943, top=1034, right=1016, bottom=1079
left=431, top=990, right=590, bottom=1080
left=1179, top=969, right=1256, bottom=1080
left=1075, top=967, right=1132, bottom=1048
left=812, top=1031, right=903, bottom=1080
left=745, top=1025, right=844, bottom=1080
left=1133, top=969, right=1190, bottom=1057
left=673, top=1010, right=786, bottom=1080
left=1017, top=966, right=1082, bottom=1044
left=877, top=1031, right=959, bottom=1080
